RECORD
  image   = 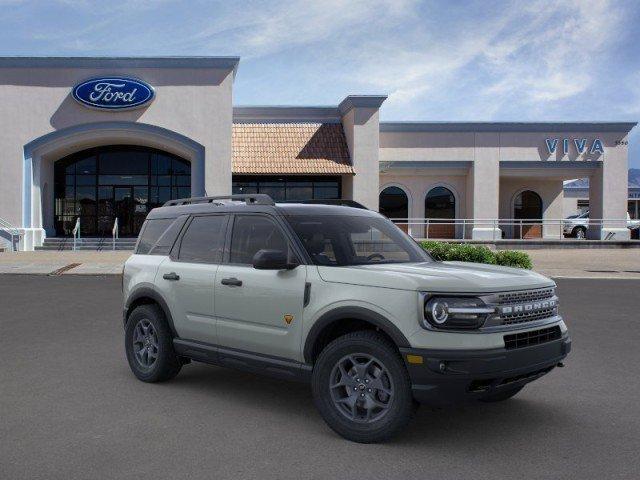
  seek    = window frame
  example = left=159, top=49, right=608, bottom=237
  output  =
left=171, top=213, right=230, bottom=265
left=223, top=213, right=306, bottom=266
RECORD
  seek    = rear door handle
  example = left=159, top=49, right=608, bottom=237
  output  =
left=163, top=272, right=180, bottom=281
left=221, top=277, right=242, bottom=287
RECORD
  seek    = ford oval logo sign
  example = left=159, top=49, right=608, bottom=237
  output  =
left=72, top=77, right=154, bottom=110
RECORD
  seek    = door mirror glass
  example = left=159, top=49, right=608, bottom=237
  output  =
left=252, top=249, right=298, bottom=270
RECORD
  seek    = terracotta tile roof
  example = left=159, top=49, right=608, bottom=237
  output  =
left=232, top=123, right=354, bottom=174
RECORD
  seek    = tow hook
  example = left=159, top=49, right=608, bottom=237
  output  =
left=557, top=362, right=565, bottom=368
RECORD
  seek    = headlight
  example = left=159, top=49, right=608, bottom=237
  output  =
left=423, top=296, right=495, bottom=330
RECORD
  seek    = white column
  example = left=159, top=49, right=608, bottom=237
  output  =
left=409, top=188, right=425, bottom=238
left=340, top=96, right=386, bottom=210
left=588, top=139, right=630, bottom=239
left=471, top=133, right=501, bottom=239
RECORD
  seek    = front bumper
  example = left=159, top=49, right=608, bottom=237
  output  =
left=400, top=333, right=571, bottom=406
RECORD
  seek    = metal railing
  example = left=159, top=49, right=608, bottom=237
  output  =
left=0, top=217, right=22, bottom=252
left=112, top=218, right=119, bottom=251
left=389, top=218, right=637, bottom=241
left=72, top=217, right=81, bottom=251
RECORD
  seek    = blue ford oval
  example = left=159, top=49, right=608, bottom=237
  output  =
left=72, top=77, right=155, bottom=110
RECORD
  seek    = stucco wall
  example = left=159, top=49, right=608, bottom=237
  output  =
left=0, top=64, right=234, bottom=229
left=342, top=107, right=381, bottom=210
left=499, top=178, right=564, bottom=238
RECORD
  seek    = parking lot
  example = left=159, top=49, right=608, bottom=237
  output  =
left=1, top=275, right=639, bottom=480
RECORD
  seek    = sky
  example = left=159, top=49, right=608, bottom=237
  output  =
left=1, top=0, right=639, bottom=168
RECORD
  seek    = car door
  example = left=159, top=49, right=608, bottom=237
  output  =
left=214, top=213, right=307, bottom=360
left=156, top=214, right=229, bottom=345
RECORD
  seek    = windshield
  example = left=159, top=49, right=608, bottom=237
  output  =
left=286, top=214, right=432, bottom=266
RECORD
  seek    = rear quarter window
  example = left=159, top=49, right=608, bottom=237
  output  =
left=136, top=218, right=175, bottom=255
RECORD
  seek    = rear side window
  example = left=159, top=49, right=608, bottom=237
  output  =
left=177, top=215, right=227, bottom=264
left=136, top=218, right=174, bottom=254
left=148, top=215, right=188, bottom=256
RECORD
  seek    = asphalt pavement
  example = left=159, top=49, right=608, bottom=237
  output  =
left=1, top=275, right=639, bottom=480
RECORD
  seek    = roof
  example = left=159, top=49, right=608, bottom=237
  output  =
left=0, top=56, right=240, bottom=74
left=232, top=123, right=353, bottom=175
left=380, top=121, right=638, bottom=133
left=148, top=200, right=375, bottom=219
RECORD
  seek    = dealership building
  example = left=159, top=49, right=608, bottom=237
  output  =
left=0, top=56, right=636, bottom=250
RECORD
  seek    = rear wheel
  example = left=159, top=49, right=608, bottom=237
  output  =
left=125, top=304, right=181, bottom=382
left=573, top=226, right=586, bottom=239
left=479, top=386, right=523, bottom=403
left=312, top=331, right=415, bottom=443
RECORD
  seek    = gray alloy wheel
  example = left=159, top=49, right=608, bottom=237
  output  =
left=312, top=330, right=415, bottom=443
left=329, top=353, right=395, bottom=423
left=132, top=319, right=159, bottom=369
left=125, top=304, right=182, bottom=383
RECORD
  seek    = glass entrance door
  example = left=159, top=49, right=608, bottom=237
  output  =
left=114, top=187, right=133, bottom=237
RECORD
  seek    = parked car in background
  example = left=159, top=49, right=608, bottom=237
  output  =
left=563, top=211, right=589, bottom=239
left=563, top=211, right=640, bottom=239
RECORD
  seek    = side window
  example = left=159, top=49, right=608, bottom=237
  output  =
left=149, top=215, right=188, bottom=256
left=349, top=226, right=412, bottom=263
left=136, top=218, right=174, bottom=254
left=297, top=230, right=337, bottom=265
left=229, top=215, right=290, bottom=264
left=177, top=215, right=227, bottom=264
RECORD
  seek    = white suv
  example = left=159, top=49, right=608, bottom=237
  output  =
left=122, top=194, right=571, bottom=443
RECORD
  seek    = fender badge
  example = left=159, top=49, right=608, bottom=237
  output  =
left=284, top=314, right=294, bottom=325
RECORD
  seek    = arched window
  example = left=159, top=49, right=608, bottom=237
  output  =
left=425, top=186, right=456, bottom=238
left=514, top=190, right=543, bottom=238
left=54, top=145, right=190, bottom=237
left=380, top=186, right=409, bottom=232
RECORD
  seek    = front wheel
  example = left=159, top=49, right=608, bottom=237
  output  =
left=312, top=331, right=415, bottom=443
left=573, top=227, right=586, bottom=239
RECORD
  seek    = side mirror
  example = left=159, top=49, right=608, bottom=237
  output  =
left=252, top=249, right=298, bottom=270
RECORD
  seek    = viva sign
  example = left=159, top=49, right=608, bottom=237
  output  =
left=545, top=138, right=604, bottom=156
left=72, top=77, right=155, bottom=110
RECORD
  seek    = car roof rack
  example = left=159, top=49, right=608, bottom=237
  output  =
left=281, top=199, right=368, bottom=210
left=163, top=194, right=275, bottom=207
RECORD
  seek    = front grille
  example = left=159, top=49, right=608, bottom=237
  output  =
left=497, top=287, right=555, bottom=305
left=501, top=307, right=556, bottom=325
left=504, top=326, right=562, bottom=350
left=496, top=288, right=557, bottom=326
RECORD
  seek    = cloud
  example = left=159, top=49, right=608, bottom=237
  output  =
left=181, top=0, right=419, bottom=58
left=339, top=0, right=626, bottom=119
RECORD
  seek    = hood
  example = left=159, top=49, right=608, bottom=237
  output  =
left=317, top=261, right=554, bottom=293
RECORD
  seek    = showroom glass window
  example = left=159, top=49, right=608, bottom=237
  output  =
left=54, top=146, right=190, bottom=237
left=232, top=176, right=341, bottom=202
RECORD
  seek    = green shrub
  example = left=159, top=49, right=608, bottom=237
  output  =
left=494, top=250, right=533, bottom=270
left=419, top=241, right=532, bottom=270
left=419, top=240, right=451, bottom=261
left=447, top=244, right=496, bottom=264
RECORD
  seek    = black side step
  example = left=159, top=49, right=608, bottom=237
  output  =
left=173, top=338, right=312, bottom=383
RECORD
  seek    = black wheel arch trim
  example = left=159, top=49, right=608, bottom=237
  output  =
left=124, top=286, right=178, bottom=337
left=303, top=306, right=411, bottom=363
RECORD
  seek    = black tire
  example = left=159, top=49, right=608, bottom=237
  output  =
left=125, top=304, right=182, bottom=383
left=479, top=386, right=523, bottom=403
left=573, top=227, right=586, bottom=239
left=312, top=331, right=415, bottom=443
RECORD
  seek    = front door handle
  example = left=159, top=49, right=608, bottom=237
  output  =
left=163, top=272, right=180, bottom=281
left=221, top=277, right=242, bottom=287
